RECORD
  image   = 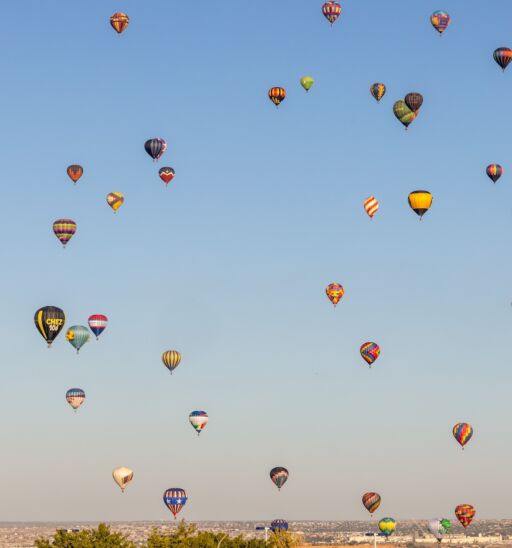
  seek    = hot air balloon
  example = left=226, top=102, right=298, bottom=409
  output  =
left=66, top=325, right=91, bottom=354
left=271, top=520, right=289, bottom=532
left=34, top=306, right=65, bottom=347
left=452, top=422, right=473, bottom=449
left=370, top=83, right=386, bottom=102
left=430, top=11, right=451, bottom=35
left=268, top=87, right=286, bottom=107
left=363, top=196, right=379, bottom=218
left=159, top=167, right=175, bottom=186
left=408, top=191, right=432, bottom=219
left=270, top=467, right=289, bottom=491
left=393, top=100, right=416, bottom=129
left=88, top=314, right=108, bottom=340
left=145, top=138, right=167, bottom=160
left=404, top=92, right=423, bottom=113
left=441, top=519, right=452, bottom=531
left=494, top=48, right=512, bottom=71
left=163, top=488, right=187, bottom=519
left=455, top=504, right=475, bottom=528
left=189, top=411, right=208, bottom=435
left=112, top=467, right=133, bottom=492
left=162, top=350, right=181, bottom=373
left=428, top=519, right=449, bottom=542
left=67, top=165, right=83, bottom=184
left=107, top=192, right=124, bottom=212
left=362, top=492, right=381, bottom=515
left=486, top=164, right=503, bottom=183
left=326, top=283, right=344, bottom=307
left=110, top=12, right=129, bottom=34
left=360, top=343, right=380, bottom=368
left=66, top=388, right=85, bottom=412
left=322, top=1, right=342, bottom=25
left=378, top=518, right=396, bottom=537
left=53, top=219, right=77, bottom=248
left=300, top=76, right=314, bottom=92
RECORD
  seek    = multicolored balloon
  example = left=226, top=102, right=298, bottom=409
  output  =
left=268, top=87, right=286, bottom=107
left=271, top=519, right=289, bottom=532
left=430, top=11, right=451, bottom=35
left=486, top=164, right=503, bottom=183
left=88, top=314, right=108, bottom=340
left=322, top=1, right=342, bottom=25
left=370, top=83, right=386, bottom=103
left=362, top=492, right=381, bottom=515
left=66, top=388, right=85, bottom=412
left=404, top=92, right=423, bottom=113
left=189, top=411, right=208, bottom=435
left=110, top=12, right=129, bottom=34
left=162, top=350, right=181, bottom=373
left=455, top=504, right=475, bottom=528
left=66, top=325, right=91, bottom=354
left=393, top=100, right=416, bottom=129
left=53, top=219, right=77, bottom=247
left=34, top=306, right=65, bottom=347
left=112, top=467, right=133, bottom=492
left=452, top=422, right=473, bottom=449
left=441, top=519, right=452, bottom=531
left=360, top=342, right=380, bottom=368
left=66, top=165, right=83, bottom=184
left=494, top=47, right=512, bottom=71
left=270, top=467, right=289, bottom=491
left=107, top=192, right=124, bottom=212
left=163, top=488, right=187, bottom=519
left=300, top=76, right=314, bottom=92
left=363, top=196, right=379, bottom=218
left=408, top=190, right=432, bottom=219
left=159, top=167, right=175, bottom=185
left=144, top=138, right=167, bottom=160
left=378, top=518, right=396, bottom=537
left=326, top=283, right=344, bottom=307
left=428, top=519, right=450, bottom=542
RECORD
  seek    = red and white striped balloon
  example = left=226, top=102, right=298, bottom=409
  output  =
left=363, top=196, right=379, bottom=218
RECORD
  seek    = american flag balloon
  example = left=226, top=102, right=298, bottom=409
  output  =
left=88, top=314, right=108, bottom=339
left=163, top=488, right=187, bottom=519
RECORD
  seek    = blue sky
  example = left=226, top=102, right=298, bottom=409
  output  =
left=1, top=0, right=512, bottom=523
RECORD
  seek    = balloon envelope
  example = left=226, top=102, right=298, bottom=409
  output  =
left=408, top=190, right=432, bottom=219
left=112, top=467, right=133, bottom=492
left=404, top=92, right=423, bottom=112
left=393, top=100, right=416, bottom=128
left=189, top=411, right=208, bottom=435
left=66, top=388, right=85, bottom=411
left=163, top=488, right=187, bottom=518
left=34, top=306, right=65, bottom=347
left=88, top=314, right=108, bottom=339
left=107, top=192, right=124, bottom=212
left=159, top=167, right=175, bottom=185
left=453, top=422, right=473, bottom=448
left=360, top=342, right=380, bottom=367
left=145, top=138, right=167, bottom=160
left=53, top=219, right=77, bottom=247
left=455, top=504, right=475, bottom=528
left=428, top=519, right=447, bottom=541
left=370, top=83, right=386, bottom=102
left=66, top=165, right=83, bottom=183
left=162, top=350, right=181, bottom=373
left=322, top=1, right=342, bottom=24
left=378, top=518, right=396, bottom=537
left=300, top=76, right=314, bottom=91
left=270, top=467, right=289, bottom=490
left=271, top=519, right=289, bottom=532
left=362, top=492, right=381, bottom=514
left=268, top=87, right=286, bottom=107
left=66, top=325, right=91, bottom=353
left=430, top=11, right=451, bottom=34
left=494, top=47, right=512, bottom=71
left=363, top=196, right=379, bottom=218
left=110, top=12, right=129, bottom=34
left=326, top=283, right=344, bottom=307
left=486, top=164, right=503, bottom=183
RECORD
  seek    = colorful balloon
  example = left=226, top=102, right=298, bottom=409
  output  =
left=270, top=467, right=289, bottom=490
left=455, top=504, right=475, bottom=528
left=53, top=219, right=77, bottom=247
left=162, top=350, right=181, bottom=373
left=66, top=325, right=91, bottom=354
left=112, top=467, right=133, bottom=492
left=452, top=422, right=473, bottom=449
left=66, top=165, right=83, bottom=184
left=363, top=196, right=379, bottom=218
left=300, top=76, right=314, bottom=92
left=360, top=342, right=380, bottom=368
left=428, top=519, right=448, bottom=542
left=370, top=83, right=386, bottom=102
left=393, top=100, right=416, bottom=129
left=408, top=190, right=432, bottom=219
left=189, top=411, right=208, bottom=435
left=441, top=519, right=452, bottom=531
left=145, top=138, right=167, bottom=160
left=110, top=12, right=129, bottom=34
left=268, top=87, right=286, bottom=107
left=430, top=11, right=451, bottom=35
left=34, top=306, right=65, bottom=347
left=66, top=388, right=85, bottom=412
left=163, top=488, right=187, bottom=519
left=326, top=283, right=344, bottom=307
left=378, top=518, right=396, bottom=537
left=404, top=92, right=423, bottom=113
left=159, top=167, right=175, bottom=185
left=322, top=1, right=342, bottom=25
left=271, top=520, right=289, bottom=532
left=88, top=314, right=108, bottom=340
left=494, top=47, right=512, bottom=71
left=486, top=164, right=503, bottom=183
left=362, top=492, right=381, bottom=515
left=107, top=192, right=124, bottom=212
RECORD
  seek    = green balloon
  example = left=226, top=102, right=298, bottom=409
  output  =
left=393, top=100, right=416, bottom=128
left=441, top=519, right=451, bottom=531
left=300, top=76, right=314, bottom=92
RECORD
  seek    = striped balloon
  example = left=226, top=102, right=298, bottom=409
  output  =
left=378, top=518, right=396, bottom=537
left=189, top=411, right=208, bottom=435
left=455, top=504, right=475, bottom=528
left=270, top=467, right=289, bottom=490
left=53, top=219, right=77, bottom=247
left=66, top=165, right=83, bottom=184
left=271, top=519, right=288, bottom=532
left=363, top=196, right=379, bottom=218
left=268, top=87, right=286, bottom=107
left=162, top=350, right=181, bottom=373
left=163, top=488, right=187, bottom=519
left=88, top=314, right=108, bottom=339
left=322, top=1, right=342, bottom=24
left=66, top=388, right=85, bottom=411
left=452, top=422, right=473, bottom=449
left=66, top=325, right=91, bottom=354
left=362, top=492, right=381, bottom=515
left=107, top=192, right=124, bottom=212
left=494, top=47, right=512, bottom=71
left=486, top=164, right=503, bottom=183
left=360, top=342, right=380, bottom=367
left=145, top=138, right=167, bottom=160
left=110, top=12, right=129, bottom=34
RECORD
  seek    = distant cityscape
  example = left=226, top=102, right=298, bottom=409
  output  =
left=2, top=520, right=512, bottom=547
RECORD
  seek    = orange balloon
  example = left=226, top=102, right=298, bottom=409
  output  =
left=326, top=283, right=344, bottom=307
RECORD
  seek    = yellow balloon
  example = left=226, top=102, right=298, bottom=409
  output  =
left=112, top=467, right=133, bottom=492
left=408, top=190, right=432, bottom=219
left=107, top=192, right=124, bottom=212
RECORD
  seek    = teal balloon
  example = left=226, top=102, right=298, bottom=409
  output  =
left=66, top=325, right=91, bottom=353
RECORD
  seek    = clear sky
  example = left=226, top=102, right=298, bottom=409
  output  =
left=1, top=0, right=512, bottom=524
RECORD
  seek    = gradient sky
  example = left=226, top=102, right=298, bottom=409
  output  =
left=1, top=0, right=512, bottom=523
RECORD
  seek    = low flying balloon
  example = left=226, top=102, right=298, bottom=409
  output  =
left=268, top=87, right=286, bottom=107
left=494, top=48, right=512, bottom=71
left=322, top=1, right=342, bottom=25
left=67, top=165, right=83, bottom=184
left=159, top=167, right=175, bottom=186
left=163, top=488, right=187, bottom=519
left=326, top=283, right=344, bottom=307
left=408, top=190, right=432, bottom=219
left=66, top=325, right=91, bottom=354
left=441, top=519, right=451, bottom=531
left=270, top=467, right=289, bottom=491
left=107, top=192, right=124, bottom=212
left=53, top=219, right=77, bottom=248
left=370, top=83, right=386, bottom=103
left=378, top=518, right=396, bottom=537
left=162, top=350, right=181, bottom=374
left=271, top=520, right=289, bottom=532
left=360, top=342, right=380, bottom=368
left=393, top=100, right=416, bottom=129
left=34, top=306, right=65, bottom=347
left=486, top=164, right=503, bottom=183
left=363, top=196, right=379, bottom=218
left=110, top=12, right=129, bottom=34
left=428, top=519, right=448, bottom=542
left=455, top=504, right=475, bottom=528
left=144, top=138, right=167, bottom=161
left=88, top=314, right=108, bottom=340
left=452, top=422, right=473, bottom=449
left=66, top=388, right=85, bottom=412
left=300, top=76, right=314, bottom=92
left=430, top=11, right=451, bottom=35
left=362, top=492, right=381, bottom=515
left=112, top=467, right=133, bottom=492
left=404, top=92, right=423, bottom=113
left=189, top=411, right=208, bottom=435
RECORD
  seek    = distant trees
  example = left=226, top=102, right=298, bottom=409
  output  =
left=34, top=523, right=136, bottom=547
